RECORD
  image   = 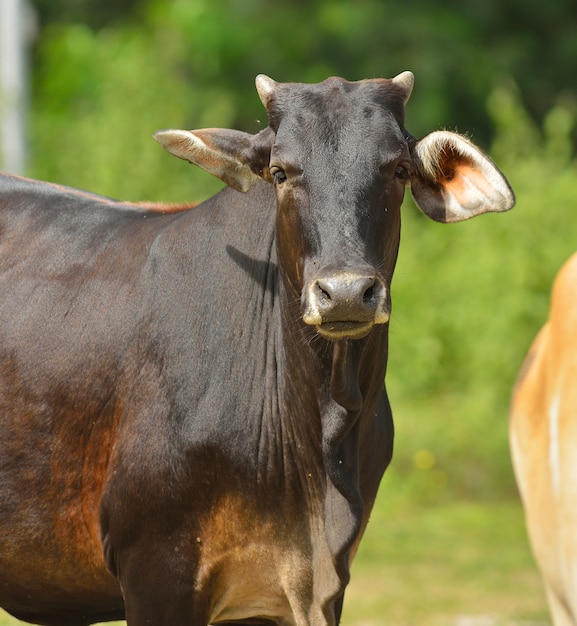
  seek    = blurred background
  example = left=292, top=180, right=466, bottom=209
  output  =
left=2, top=0, right=577, bottom=624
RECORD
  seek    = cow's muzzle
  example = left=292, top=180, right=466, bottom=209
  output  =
left=302, top=271, right=389, bottom=340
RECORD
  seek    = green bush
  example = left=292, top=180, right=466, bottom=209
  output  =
left=30, top=15, right=227, bottom=201
left=386, top=79, right=577, bottom=500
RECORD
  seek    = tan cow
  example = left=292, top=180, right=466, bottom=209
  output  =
left=511, top=251, right=577, bottom=626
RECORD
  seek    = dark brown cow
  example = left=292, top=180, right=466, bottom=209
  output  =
left=0, top=73, right=514, bottom=626
left=511, top=252, right=577, bottom=626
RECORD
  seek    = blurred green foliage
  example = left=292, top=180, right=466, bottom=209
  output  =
left=25, top=0, right=577, bottom=502
left=387, top=82, right=577, bottom=502
left=30, top=0, right=577, bottom=150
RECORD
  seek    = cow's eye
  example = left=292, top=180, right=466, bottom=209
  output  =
left=394, top=164, right=410, bottom=181
left=271, top=168, right=287, bottom=185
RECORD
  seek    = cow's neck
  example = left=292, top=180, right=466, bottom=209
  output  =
left=318, top=339, right=366, bottom=589
left=277, top=284, right=383, bottom=598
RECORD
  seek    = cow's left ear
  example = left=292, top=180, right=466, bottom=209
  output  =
left=409, top=130, right=515, bottom=223
left=154, top=127, right=274, bottom=193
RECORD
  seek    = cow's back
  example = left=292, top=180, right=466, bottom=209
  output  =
left=511, top=252, right=577, bottom=626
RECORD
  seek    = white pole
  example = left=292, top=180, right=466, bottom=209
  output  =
left=0, top=0, right=36, bottom=175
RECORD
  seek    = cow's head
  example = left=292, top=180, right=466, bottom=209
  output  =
left=155, top=73, right=514, bottom=341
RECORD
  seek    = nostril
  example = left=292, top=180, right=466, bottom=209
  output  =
left=316, top=280, right=332, bottom=302
left=363, top=282, right=376, bottom=305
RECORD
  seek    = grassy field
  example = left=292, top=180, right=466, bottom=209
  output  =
left=0, top=488, right=549, bottom=626
left=343, top=485, right=549, bottom=626
left=338, top=391, right=551, bottom=626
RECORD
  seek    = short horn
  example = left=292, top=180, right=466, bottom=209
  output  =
left=256, top=74, right=277, bottom=108
left=392, top=70, right=414, bottom=105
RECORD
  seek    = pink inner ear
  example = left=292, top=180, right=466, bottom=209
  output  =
left=412, top=130, right=514, bottom=222
left=446, top=163, right=495, bottom=206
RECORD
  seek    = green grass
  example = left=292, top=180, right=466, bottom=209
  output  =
left=343, top=482, right=549, bottom=626
left=337, top=391, right=550, bottom=626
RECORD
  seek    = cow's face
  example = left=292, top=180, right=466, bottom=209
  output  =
left=155, top=73, right=514, bottom=341
left=257, top=75, right=411, bottom=340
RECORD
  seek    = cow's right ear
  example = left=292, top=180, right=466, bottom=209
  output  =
left=154, top=127, right=274, bottom=193
left=409, top=130, right=515, bottom=223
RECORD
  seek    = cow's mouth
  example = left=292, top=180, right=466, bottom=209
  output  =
left=315, top=320, right=374, bottom=341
